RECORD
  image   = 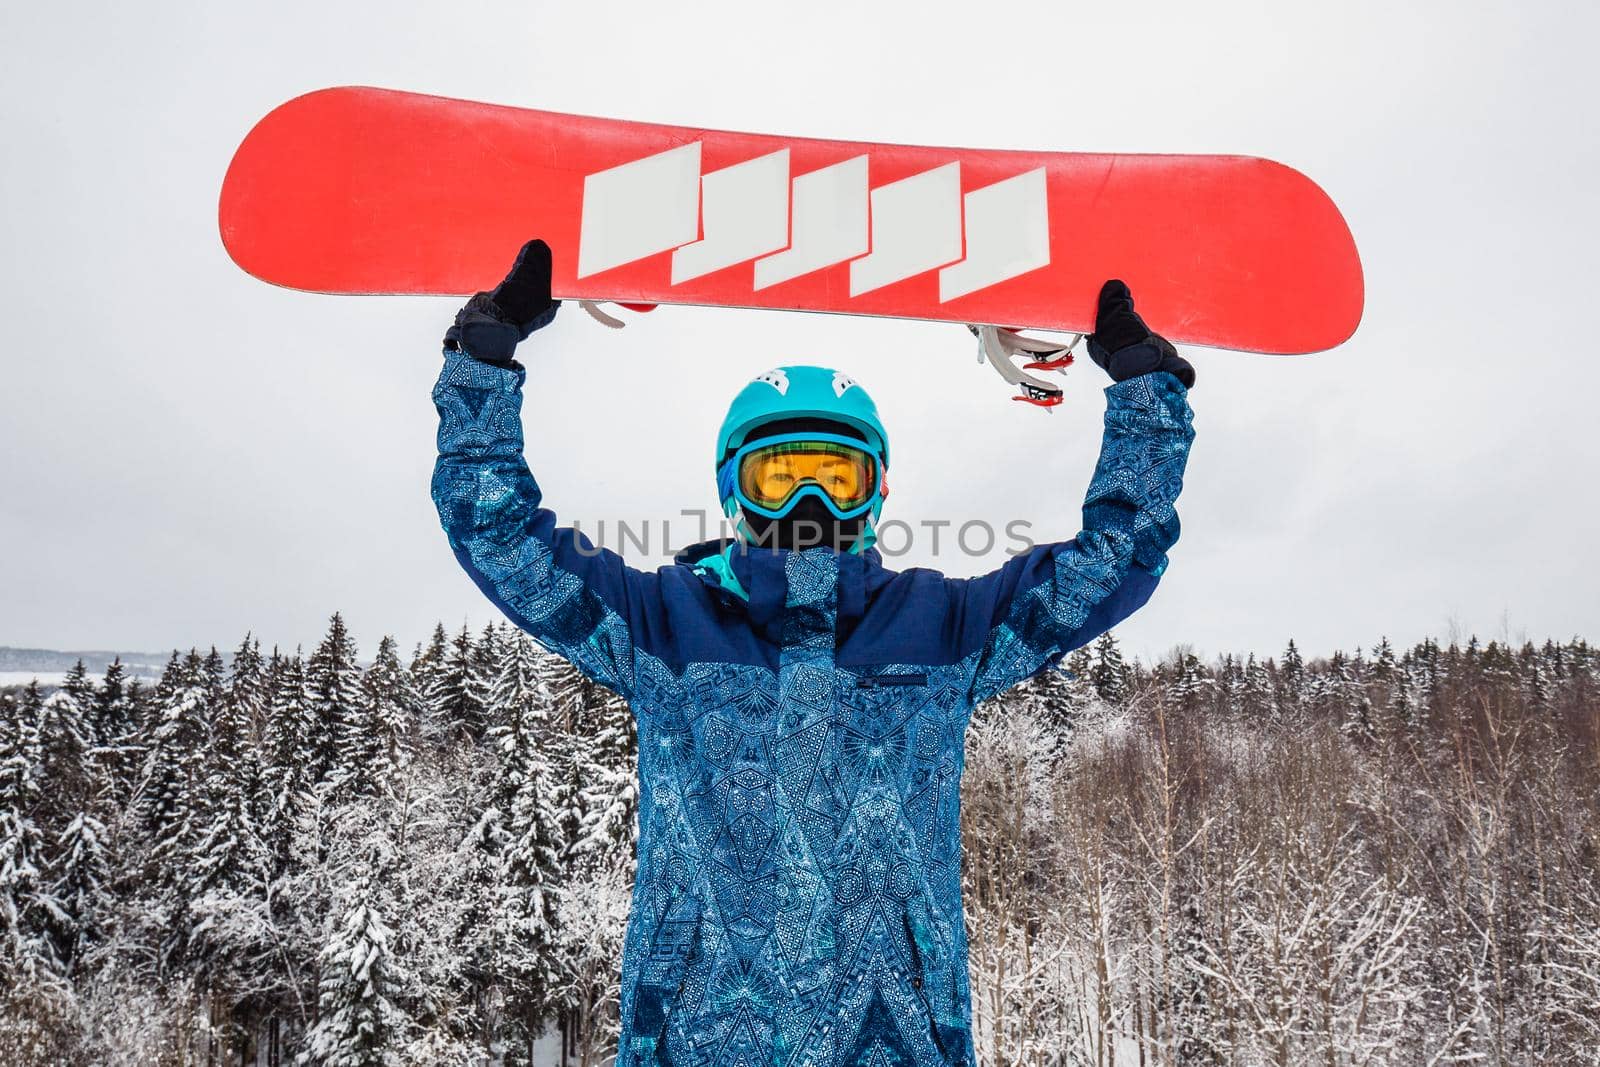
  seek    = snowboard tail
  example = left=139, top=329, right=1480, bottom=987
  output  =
left=219, top=87, right=1363, bottom=354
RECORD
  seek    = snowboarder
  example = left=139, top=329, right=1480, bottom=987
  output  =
left=431, top=239, right=1195, bottom=1066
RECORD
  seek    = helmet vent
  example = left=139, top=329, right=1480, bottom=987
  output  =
left=754, top=368, right=790, bottom=394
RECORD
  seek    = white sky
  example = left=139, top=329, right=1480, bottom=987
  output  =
left=2, top=0, right=1597, bottom=664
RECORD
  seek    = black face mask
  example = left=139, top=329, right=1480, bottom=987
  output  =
left=742, top=495, right=867, bottom=552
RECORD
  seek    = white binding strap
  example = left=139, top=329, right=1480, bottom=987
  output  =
left=580, top=299, right=628, bottom=329
left=968, top=324, right=1081, bottom=404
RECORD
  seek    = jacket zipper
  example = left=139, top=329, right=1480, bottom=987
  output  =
left=902, top=911, right=960, bottom=1062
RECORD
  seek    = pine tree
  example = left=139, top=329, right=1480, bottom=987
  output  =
left=184, top=643, right=284, bottom=1044
left=0, top=683, right=57, bottom=978
left=48, top=807, right=109, bottom=977
left=1540, top=638, right=1566, bottom=681
left=39, top=664, right=95, bottom=832
left=55, top=660, right=99, bottom=750
left=539, top=655, right=636, bottom=866
left=140, top=653, right=210, bottom=849
left=1482, top=639, right=1518, bottom=693
left=94, top=657, right=140, bottom=803
left=1001, top=658, right=1080, bottom=737
left=123, top=674, right=152, bottom=752
left=1240, top=653, right=1276, bottom=722
left=1169, top=651, right=1210, bottom=714
left=1212, top=654, right=1239, bottom=717
left=411, top=623, right=449, bottom=676
left=1527, top=654, right=1553, bottom=712
left=299, top=867, right=408, bottom=1066
left=1386, top=671, right=1418, bottom=735
left=228, top=634, right=269, bottom=738
left=1090, top=632, right=1130, bottom=705
left=307, top=613, right=363, bottom=789
left=1277, top=638, right=1306, bottom=718
left=577, top=683, right=638, bottom=863
left=543, top=658, right=596, bottom=862
left=262, top=649, right=317, bottom=872
left=432, top=625, right=486, bottom=742
left=469, top=622, right=505, bottom=738
left=451, top=798, right=507, bottom=1047
left=203, top=645, right=228, bottom=702
left=1334, top=650, right=1376, bottom=743
left=1052, top=648, right=1101, bottom=720
left=95, top=658, right=128, bottom=739
left=1414, top=637, right=1443, bottom=706
left=37, top=663, right=111, bottom=975
left=139, top=650, right=218, bottom=971
left=410, top=623, right=451, bottom=742
left=193, top=640, right=266, bottom=910
left=1371, top=636, right=1397, bottom=683
left=488, top=635, right=564, bottom=1026
left=344, top=636, right=416, bottom=797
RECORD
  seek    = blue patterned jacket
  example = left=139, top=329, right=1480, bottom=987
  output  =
left=431, top=349, right=1194, bottom=1067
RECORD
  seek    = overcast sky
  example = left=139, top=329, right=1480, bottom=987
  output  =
left=2, top=0, right=1597, bottom=665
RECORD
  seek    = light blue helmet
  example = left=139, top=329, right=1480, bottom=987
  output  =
left=714, top=366, right=890, bottom=551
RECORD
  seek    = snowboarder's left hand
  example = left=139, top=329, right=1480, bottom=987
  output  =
left=445, top=238, right=560, bottom=366
left=1087, top=280, right=1196, bottom=388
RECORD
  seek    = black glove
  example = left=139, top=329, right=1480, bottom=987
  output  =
left=444, top=239, right=560, bottom=366
left=1086, top=280, right=1195, bottom=388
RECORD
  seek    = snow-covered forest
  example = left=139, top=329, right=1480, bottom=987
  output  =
left=1, top=617, right=1597, bottom=1066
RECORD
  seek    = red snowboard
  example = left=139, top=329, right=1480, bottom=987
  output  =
left=219, top=87, right=1362, bottom=354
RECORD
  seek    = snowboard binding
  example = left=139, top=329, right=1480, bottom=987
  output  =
left=576, top=303, right=1079, bottom=408
left=967, top=324, right=1081, bottom=408
left=579, top=299, right=659, bottom=328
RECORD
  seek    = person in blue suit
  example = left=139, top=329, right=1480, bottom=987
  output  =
left=431, top=240, right=1195, bottom=1067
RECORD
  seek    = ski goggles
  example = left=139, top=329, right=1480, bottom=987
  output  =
left=722, top=432, right=882, bottom=520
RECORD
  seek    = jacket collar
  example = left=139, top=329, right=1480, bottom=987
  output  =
left=674, top=537, right=894, bottom=641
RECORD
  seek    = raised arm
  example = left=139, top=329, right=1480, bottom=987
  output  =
left=430, top=240, right=640, bottom=697
left=964, top=281, right=1196, bottom=704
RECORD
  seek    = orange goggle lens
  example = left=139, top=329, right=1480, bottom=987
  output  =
left=736, top=440, right=878, bottom=514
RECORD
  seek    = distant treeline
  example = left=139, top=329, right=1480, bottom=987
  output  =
left=0, top=647, right=171, bottom=677
left=0, top=620, right=1596, bottom=1065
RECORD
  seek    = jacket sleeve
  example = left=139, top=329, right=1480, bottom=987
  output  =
left=431, top=349, right=640, bottom=698
left=963, top=370, right=1195, bottom=704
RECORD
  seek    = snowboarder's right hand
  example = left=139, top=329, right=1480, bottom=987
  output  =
left=1087, top=280, right=1196, bottom=388
left=444, top=239, right=560, bottom=366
